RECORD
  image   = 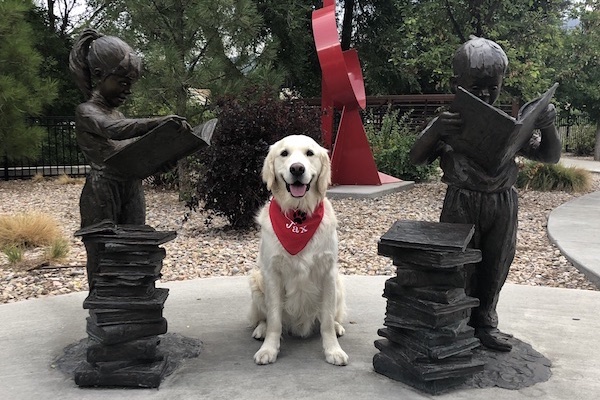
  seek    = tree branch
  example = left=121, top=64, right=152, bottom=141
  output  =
left=341, top=0, right=355, bottom=50
left=445, top=0, right=466, bottom=42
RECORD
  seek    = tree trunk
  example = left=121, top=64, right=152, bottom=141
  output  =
left=46, top=0, right=56, bottom=30
left=340, top=0, right=355, bottom=51
left=594, top=119, right=600, bottom=161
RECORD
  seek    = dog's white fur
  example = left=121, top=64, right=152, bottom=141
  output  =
left=249, top=135, right=348, bottom=366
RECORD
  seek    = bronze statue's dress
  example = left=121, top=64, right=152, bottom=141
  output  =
left=75, top=93, right=161, bottom=227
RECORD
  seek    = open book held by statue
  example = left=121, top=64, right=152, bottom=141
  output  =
left=104, top=118, right=216, bottom=180
left=422, top=82, right=558, bottom=174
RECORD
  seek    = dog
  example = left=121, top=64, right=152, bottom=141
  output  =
left=249, top=135, right=348, bottom=366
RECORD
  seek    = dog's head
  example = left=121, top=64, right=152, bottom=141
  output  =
left=262, top=135, right=331, bottom=212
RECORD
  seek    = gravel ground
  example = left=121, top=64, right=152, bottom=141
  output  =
left=1, top=174, right=599, bottom=304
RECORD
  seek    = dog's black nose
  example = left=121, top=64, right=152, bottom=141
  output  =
left=290, top=163, right=305, bottom=177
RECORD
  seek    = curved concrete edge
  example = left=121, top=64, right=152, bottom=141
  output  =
left=547, top=191, right=600, bottom=289
left=559, top=157, right=600, bottom=174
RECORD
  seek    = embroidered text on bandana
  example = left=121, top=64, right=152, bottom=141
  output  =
left=269, top=199, right=324, bottom=255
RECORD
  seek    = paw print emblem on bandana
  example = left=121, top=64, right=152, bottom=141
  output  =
left=292, top=210, right=307, bottom=224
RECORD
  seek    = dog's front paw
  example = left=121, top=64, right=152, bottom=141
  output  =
left=324, top=347, right=348, bottom=366
left=252, top=321, right=267, bottom=340
left=254, top=345, right=279, bottom=365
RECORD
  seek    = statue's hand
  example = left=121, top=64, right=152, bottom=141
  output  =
left=534, top=104, right=556, bottom=130
left=165, top=115, right=193, bottom=133
left=179, top=120, right=193, bottom=133
left=438, top=111, right=462, bottom=137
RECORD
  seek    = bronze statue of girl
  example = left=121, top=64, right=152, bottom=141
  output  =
left=70, top=28, right=192, bottom=228
left=69, top=29, right=192, bottom=285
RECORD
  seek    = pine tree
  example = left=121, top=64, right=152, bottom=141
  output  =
left=87, top=0, right=282, bottom=123
left=0, top=0, right=57, bottom=161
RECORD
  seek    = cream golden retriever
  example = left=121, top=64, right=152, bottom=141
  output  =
left=249, top=135, right=348, bottom=366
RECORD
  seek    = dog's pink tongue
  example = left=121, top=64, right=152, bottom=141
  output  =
left=290, top=184, right=307, bottom=197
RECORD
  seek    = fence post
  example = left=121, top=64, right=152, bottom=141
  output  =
left=565, top=112, right=572, bottom=153
left=3, top=153, right=8, bottom=181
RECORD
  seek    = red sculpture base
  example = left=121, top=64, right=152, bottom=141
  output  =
left=330, top=107, right=401, bottom=186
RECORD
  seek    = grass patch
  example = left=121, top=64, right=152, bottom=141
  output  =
left=0, top=213, right=70, bottom=270
left=0, top=212, right=64, bottom=249
left=517, top=161, right=592, bottom=192
left=2, top=245, right=24, bottom=264
left=43, top=238, right=70, bottom=262
left=56, top=174, right=84, bottom=185
left=31, top=173, right=45, bottom=183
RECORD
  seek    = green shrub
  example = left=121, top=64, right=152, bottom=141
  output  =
left=365, top=109, right=438, bottom=182
left=516, top=161, right=592, bottom=192
left=44, top=238, right=70, bottom=262
left=568, top=124, right=596, bottom=156
left=187, top=86, right=321, bottom=229
left=2, top=245, right=23, bottom=264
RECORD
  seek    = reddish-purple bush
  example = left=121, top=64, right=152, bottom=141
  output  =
left=188, top=86, right=322, bottom=229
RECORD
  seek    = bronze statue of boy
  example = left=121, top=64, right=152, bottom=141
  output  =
left=410, top=36, right=561, bottom=352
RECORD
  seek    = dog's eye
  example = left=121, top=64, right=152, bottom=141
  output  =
left=280, top=150, right=288, bottom=157
left=306, top=150, right=314, bottom=156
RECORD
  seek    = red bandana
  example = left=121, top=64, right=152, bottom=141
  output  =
left=269, top=199, right=325, bottom=255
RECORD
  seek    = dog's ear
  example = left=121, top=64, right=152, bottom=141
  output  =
left=316, top=148, right=331, bottom=196
left=261, top=145, right=277, bottom=191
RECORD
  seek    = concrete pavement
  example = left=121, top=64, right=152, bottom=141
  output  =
left=559, top=156, right=600, bottom=174
left=1, top=276, right=599, bottom=400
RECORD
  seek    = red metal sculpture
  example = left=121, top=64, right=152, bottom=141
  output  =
left=312, top=1, right=398, bottom=185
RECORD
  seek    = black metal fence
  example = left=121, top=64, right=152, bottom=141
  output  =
left=305, top=95, right=518, bottom=147
left=3, top=103, right=594, bottom=180
left=2, top=117, right=88, bottom=180
left=556, top=113, right=596, bottom=153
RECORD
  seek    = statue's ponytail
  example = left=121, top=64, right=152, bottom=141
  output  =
left=69, top=28, right=104, bottom=99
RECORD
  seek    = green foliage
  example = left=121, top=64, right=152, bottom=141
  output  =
left=44, top=238, right=70, bottom=262
left=1, top=233, right=69, bottom=267
left=254, top=0, right=322, bottom=97
left=365, top=109, right=438, bottom=182
left=68, top=1, right=577, bottom=103
left=88, top=0, right=283, bottom=119
left=516, top=161, right=592, bottom=193
left=554, top=1, right=600, bottom=122
left=354, top=0, right=455, bottom=94
left=353, top=0, right=568, bottom=98
left=568, top=125, right=597, bottom=156
left=187, top=86, right=321, bottom=229
left=0, top=0, right=57, bottom=160
left=2, top=245, right=24, bottom=265
left=27, top=6, right=80, bottom=116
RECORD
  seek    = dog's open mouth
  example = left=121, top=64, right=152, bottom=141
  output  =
left=286, top=182, right=310, bottom=198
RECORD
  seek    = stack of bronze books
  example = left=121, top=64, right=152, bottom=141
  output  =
left=74, top=222, right=176, bottom=388
left=373, top=220, right=485, bottom=394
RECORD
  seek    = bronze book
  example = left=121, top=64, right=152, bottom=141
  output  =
left=379, top=220, right=475, bottom=253
left=426, top=83, right=558, bottom=173
left=104, top=118, right=217, bottom=179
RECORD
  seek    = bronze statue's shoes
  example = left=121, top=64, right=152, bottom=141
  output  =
left=475, top=328, right=513, bottom=352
